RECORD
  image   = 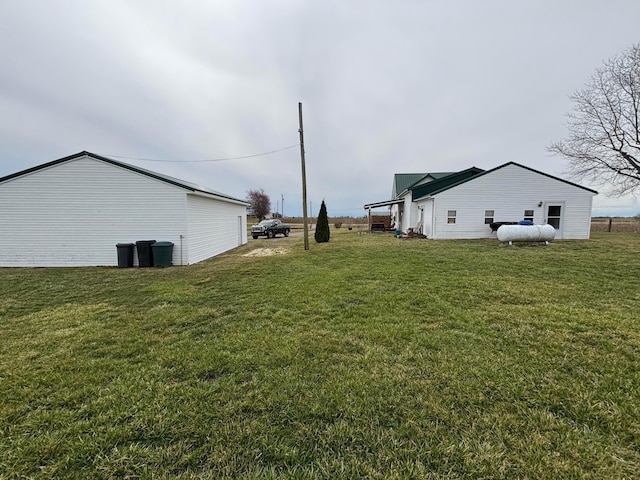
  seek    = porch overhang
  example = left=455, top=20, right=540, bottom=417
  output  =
left=363, top=198, right=405, bottom=210
left=363, top=199, right=404, bottom=231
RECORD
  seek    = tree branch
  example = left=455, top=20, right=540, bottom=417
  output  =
left=548, top=43, right=640, bottom=196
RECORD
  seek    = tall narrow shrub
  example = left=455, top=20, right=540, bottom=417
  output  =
left=314, top=200, right=330, bottom=243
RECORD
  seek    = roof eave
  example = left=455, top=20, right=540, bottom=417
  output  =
left=189, top=190, right=249, bottom=205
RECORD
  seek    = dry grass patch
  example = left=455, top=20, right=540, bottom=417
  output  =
left=242, top=247, right=289, bottom=257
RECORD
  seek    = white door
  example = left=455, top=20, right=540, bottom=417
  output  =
left=545, top=203, right=564, bottom=238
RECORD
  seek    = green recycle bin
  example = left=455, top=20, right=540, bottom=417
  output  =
left=152, top=241, right=174, bottom=267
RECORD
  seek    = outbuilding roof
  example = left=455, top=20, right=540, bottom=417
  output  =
left=0, top=151, right=249, bottom=205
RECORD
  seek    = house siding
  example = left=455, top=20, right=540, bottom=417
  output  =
left=416, top=199, right=434, bottom=237
left=402, top=195, right=413, bottom=231
left=186, top=194, right=247, bottom=265
left=431, top=164, right=594, bottom=240
left=1, top=155, right=186, bottom=267
left=389, top=194, right=409, bottom=231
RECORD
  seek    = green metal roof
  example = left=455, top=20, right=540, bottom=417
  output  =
left=393, top=172, right=456, bottom=198
left=393, top=173, right=425, bottom=198
left=409, top=172, right=457, bottom=189
left=410, top=167, right=485, bottom=200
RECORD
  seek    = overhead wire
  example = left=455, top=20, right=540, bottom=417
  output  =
left=100, top=143, right=300, bottom=163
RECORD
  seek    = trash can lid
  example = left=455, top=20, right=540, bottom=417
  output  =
left=152, top=241, right=174, bottom=246
left=116, top=243, right=135, bottom=247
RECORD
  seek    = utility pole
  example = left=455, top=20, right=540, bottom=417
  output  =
left=281, top=194, right=284, bottom=218
left=298, top=102, right=309, bottom=250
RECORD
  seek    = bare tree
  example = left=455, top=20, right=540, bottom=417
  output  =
left=548, top=43, right=640, bottom=196
left=246, top=189, right=271, bottom=220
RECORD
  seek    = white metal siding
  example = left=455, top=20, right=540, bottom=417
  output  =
left=0, top=156, right=190, bottom=266
left=186, top=194, right=247, bottom=265
left=400, top=193, right=412, bottom=231
left=431, top=164, right=595, bottom=239
left=390, top=204, right=400, bottom=228
left=406, top=197, right=420, bottom=232
left=416, top=199, right=434, bottom=237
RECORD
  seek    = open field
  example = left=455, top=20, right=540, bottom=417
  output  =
left=591, top=217, right=640, bottom=233
left=268, top=216, right=640, bottom=234
left=1, top=231, right=639, bottom=479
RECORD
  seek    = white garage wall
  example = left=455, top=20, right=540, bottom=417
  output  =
left=0, top=156, right=188, bottom=267
left=186, top=194, right=247, bottom=265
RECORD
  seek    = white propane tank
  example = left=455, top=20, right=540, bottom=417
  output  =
left=497, top=224, right=555, bottom=245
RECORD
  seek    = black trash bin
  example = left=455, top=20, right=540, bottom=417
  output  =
left=152, top=241, right=174, bottom=267
left=136, top=240, right=156, bottom=267
left=116, top=243, right=134, bottom=268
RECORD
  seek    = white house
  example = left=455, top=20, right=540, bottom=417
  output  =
left=0, top=151, right=249, bottom=267
left=365, top=162, right=598, bottom=240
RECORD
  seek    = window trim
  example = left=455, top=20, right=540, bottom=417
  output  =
left=523, top=209, right=534, bottom=222
left=484, top=209, right=494, bottom=225
left=447, top=210, right=457, bottom=224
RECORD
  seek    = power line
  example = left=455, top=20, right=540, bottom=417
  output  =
left=100, top=143, right=300, bottom=163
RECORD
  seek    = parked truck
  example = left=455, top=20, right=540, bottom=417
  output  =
left=250, top=219, right=291, bottom=239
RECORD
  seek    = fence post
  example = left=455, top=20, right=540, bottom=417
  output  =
left=608, top=218, right=613, bottom=232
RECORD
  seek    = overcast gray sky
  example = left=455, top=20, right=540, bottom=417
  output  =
left=2, top=0, right=640, bottom=217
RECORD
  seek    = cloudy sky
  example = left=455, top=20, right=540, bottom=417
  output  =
left=2, top=0, right=640, bottom=217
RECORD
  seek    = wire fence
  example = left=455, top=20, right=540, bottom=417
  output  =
left=591, top=217, right=640, bottom=233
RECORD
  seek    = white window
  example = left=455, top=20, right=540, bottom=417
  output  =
left=447, top=210, right=457, bottom=224
left=484, top=210, right=494, bottom=224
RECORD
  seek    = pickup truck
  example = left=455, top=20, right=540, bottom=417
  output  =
left=251, top=219, right=291, bottom=239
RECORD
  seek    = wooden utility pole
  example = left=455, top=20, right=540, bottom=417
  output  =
left=299, top=102, right=309, bottom=250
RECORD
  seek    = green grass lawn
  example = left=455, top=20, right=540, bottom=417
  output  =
left=1, top=231, right=639, bottom=479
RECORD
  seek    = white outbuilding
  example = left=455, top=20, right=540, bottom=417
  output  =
left=0, top=151, right=249, bottom=267
left=365, top=162, right=598, bottom=240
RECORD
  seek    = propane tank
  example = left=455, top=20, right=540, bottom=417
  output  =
left=497, top=224, right=555, bottom=245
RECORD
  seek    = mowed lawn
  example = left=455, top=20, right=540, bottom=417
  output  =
left=1, top=231, right=639, bottom=479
